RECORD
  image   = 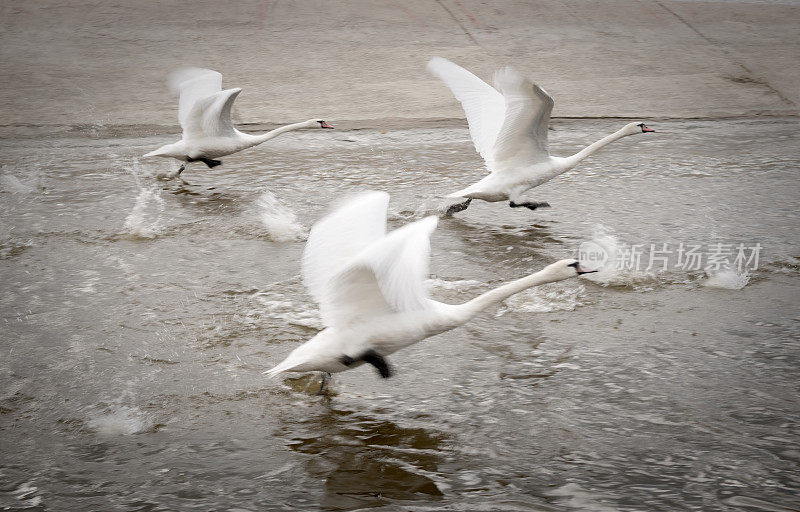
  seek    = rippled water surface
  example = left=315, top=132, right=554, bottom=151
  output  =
left=1, top=119, right=799, bottom=511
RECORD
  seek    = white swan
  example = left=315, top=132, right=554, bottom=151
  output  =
left=427, top=57, right=655, bottom=214
left=265, top=191, right=595, bottom=388
left=143, top=68, right=333, bottom=175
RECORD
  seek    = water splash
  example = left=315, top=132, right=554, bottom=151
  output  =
left=252, top=290, right=322, bottom=329
left=548, top=483, right=618, bottom=512
left=408, top=194, right=452, bottom=218
left=704, top=269, right=750, bottom=290
left=123, top=187, right=164, bottom=238
left=87, top=405, right=150, bottom=435
left=425, top=277, right=482, bottom=291
left=256, top=190, right=306, bottom=242
left=0, top=174, right=35, bottom=194
left=122, top=159, right=165, bottom=238
left=579, top=225, right=663, bottom=290
left=578, top=226, right=620, bottom=278
left=125, top=155, right=170, bottom=180
left=499, top=283, right=586, bottom=315
left=0, top=161, right=44, bottom=194
left=6, top=481, right=42, bottom=507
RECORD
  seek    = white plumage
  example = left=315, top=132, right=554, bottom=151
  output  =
left=427, top=57, right=654, bottom=208
left=266, top=191, right=594, bottom=383
left=144, top=67, right=333, bottom=174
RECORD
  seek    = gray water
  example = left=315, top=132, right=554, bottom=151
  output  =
left=1, top=118, right=798, bottom=511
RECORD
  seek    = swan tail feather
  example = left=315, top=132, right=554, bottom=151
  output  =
left=447, top=191, right=470, bottom=199
left=263, top=361, right=292, bottom=378
left=143, top=148, right=166, bottom=158
left=447, top=185, right=479, bottom=199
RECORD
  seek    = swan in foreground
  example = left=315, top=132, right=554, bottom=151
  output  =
left=144, top=68, right=333, bottom=175
left=265, top=191, right=595, bottom=390
left=427, top=57, right=655, bottom=215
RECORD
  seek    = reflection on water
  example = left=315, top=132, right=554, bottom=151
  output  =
left=0, top=119, right=798, bottom=511
left=286, top=403, right=446, bottom=509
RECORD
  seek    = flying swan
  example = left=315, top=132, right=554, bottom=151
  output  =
left=427, top=57, right=655, bottom=215
left=144, top=68, right=333, bottom=175
left=265, top=191, right=595, bottom=391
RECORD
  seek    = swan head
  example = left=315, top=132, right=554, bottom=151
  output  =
left=541, top=258, right=597, bottom=282
left=622, top=121, right=655, bottom=135
left=308, top=119, right=334, bottom=129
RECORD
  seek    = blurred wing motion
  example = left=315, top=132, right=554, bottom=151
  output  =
left=168, top=68, right=222, bottom=128
left=427, top=57, right=505, bottom=166
left=167, top=67, right=241, bottom=138
left=491, top=67, right=553, bottom=166
left=302, top=191, right=390, bottom=321
left=302, top=191, right=437, bottom=328
left=427, top=57, right=553, bottom=170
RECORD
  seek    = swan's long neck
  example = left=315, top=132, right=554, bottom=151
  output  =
left=457, top=269, right=560, bottom=319
left=245, top=121, right=311, bottom=145
left=562, top=126, right=631, bottom=169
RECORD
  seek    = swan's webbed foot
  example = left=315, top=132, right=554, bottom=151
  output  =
left=444, top=198, right=472, bottom=216
left=316, top=372, right=331, bottom=395
left=339, top=350, right=393, bottom=379
left=187, top=157, right=222, bottom=168
left=509, top=201, right=550, bottom=211
left=362, top=350, right=392, bottom=378
left=175, top=164, right=186, bottom=176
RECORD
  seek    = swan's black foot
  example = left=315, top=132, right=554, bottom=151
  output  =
left=509, top=201, right=550, bottom=211
left=444, top=198, right=472, bottom=216
left=362, top=350, right=392, bottom=378
left=316, top=372, right=331, bottom=395
left=339, top=350, right=393, bottom=379
left=187, top=157, right=222, bottom=168
left=175, top=164, right=186, bottom=176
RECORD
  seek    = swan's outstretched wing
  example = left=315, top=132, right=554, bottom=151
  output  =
left=179, top=88, right=243, bottom=139
left=427, top=57, right=505, bottom=165
left=322, top=216, right=438, bottom=328
left=201, top=88, right=241, bottom=138
left=302, top=191, right=390, bottom=310
left=490, top=67, right=554, bottom=167
left=167, top=68, right=223, bottom=134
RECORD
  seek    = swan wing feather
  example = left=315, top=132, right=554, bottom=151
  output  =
left=201, top=88, right=242, bottom=138
left=167, top=68, right=223, bottom=135
left=302, top=191, right=390, bottom=310
left=490, top=67, right=554, bottom=167
left=427, top=57, right=505, bottom=166
left=322, top=216, right=438, bottom=327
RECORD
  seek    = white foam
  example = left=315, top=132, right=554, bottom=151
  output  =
left=548, top=483, right=618, bottom=512
left=499, top=283, right=586, bottom=314
left=256, top=191, right=306, bottom=242
left=253, top=291, right=322, bottom=330
left=0, top=161, right=44, bottom=195
left=126, top=156, right=171, bottom=180
left=9, top=481, right=41, bottom=506
left=580, top=227, right=623, bottom=282
left=580, top=226, right=662, bottom=290
left=121, top=158, right=165, bottom=238
left=123, top=186, right=164, bottom=238
left=0, top=174, right=35, bottom=194
left=703, top=269, right=750, bottom=290
left=425, top=277, right=482, bottom=291
left=87, top=406, right=150, bottom=435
